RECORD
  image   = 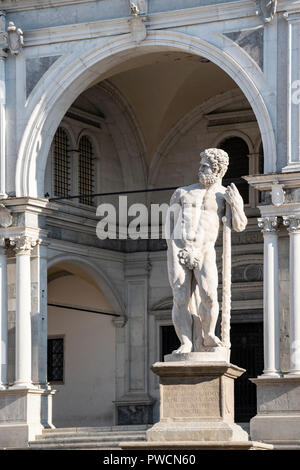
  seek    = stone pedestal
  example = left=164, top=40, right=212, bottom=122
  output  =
left=121, top=354, right=272, bottom=450
left=147, top=358, right=248, bottom=443
left=0, top=388, right=55, bottom=448
left=250, top=376, right=300, bottom=447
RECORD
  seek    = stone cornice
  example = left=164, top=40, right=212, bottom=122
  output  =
left=258, top=202, right=300, bottom=217
left=0, top=0, right=296, bottom=13
left=244, top=172, right=300, bottom=191
left=0, top=0, right=96, bottom=11
left=47, top=238, right=125, bottom=263
left=18, top=1, right=261, bottom=47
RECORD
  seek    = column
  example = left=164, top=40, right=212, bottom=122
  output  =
left=115, top=254, right=153, bottom=425
left=258, top=216, right=281, bottom=376
left=0, top=11, right=7, bottom=199
left=284, top=13, right=300, bottom=172
left=10, top=236, right=37, bottom=389
left=0, top=237, right=7, bottom=388
left=31, top=240, right=48, bottom=387
left=283, top=216, right=300, bottom=375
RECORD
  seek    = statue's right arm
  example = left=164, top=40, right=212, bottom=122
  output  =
left=165, top=188, right=182, bottom=247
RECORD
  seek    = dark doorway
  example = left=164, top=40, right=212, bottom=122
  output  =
left=230, top=322, right=264, bottom=422
left=160, top=324, right=180, bottom=361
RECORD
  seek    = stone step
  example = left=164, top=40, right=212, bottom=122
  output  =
left=30, top=434, right=146, bottom=445
left=28, top=426, right=148, bottom=450
left=42, top=425, right=149, bottom=434
left=36, top=430, right=147, bottom=440
left=29, top=441, right=124, bottom=450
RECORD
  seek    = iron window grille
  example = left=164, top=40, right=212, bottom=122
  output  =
left=47, top=337, right=64, bottom=383
left=78, top=136, right=95, bottom=206
left=53, top=127, right=71, bottom=198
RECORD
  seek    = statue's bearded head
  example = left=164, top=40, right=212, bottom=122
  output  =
left=198, top=148, right=229, bottom=187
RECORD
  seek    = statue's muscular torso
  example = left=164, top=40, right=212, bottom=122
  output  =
left=171, top=182, right=226, bottom=250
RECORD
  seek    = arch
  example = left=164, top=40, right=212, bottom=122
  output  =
left=212, top=129, right=255, bottom=155
left=16, top=30, right=276, bottom=197
left=148, top=89, right=253, bottom=186
left=47, top=253, right=125, bottom=317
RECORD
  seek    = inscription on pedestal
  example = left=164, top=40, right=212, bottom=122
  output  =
left=162, top=377, right=220, bottom=419
left=0, top=394, right=26, bottom=423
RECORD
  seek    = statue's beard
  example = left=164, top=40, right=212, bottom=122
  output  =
left=198, top=172, right=219, bottom=187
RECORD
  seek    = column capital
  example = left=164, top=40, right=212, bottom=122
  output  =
left=258, top=216, right=280, bottom=233
left=283, top=216, right=300, bottom=233
left=112, top=315, right=128, bottom=328
left=9, top=236, right=41, bottom=256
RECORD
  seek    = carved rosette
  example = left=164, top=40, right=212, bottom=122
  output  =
left=10, top=236, right=41, bottom=256
left=283, top=217, right=300, bottom=233
left=258, top=216, right=279, bottom=233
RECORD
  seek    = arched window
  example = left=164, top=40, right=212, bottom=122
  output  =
left=218, top=137, right=249, bottom=204
left=78, top=136, right=95, bottom=206
left=53, top=127, right=70, bottom=198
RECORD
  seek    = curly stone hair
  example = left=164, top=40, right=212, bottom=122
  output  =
left=200, top=148, right=229, bottom=178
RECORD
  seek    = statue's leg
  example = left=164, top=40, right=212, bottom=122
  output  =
left=168, top=247, right=193, bottom=353
left=194, top=249, right=222, bottom=348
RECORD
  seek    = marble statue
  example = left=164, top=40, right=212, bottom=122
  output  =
left=166, top=148, right=247, bottom=354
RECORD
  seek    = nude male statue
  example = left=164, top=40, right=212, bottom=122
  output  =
left=166, top=148, right=247, bottom=354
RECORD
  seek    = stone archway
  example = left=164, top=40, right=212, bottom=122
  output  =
left=47, top=255, right=124, bottom=427
left=15, top=30, right=276, bottom=198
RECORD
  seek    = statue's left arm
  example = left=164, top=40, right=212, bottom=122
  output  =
left=224, top=183, right=247, bottom=232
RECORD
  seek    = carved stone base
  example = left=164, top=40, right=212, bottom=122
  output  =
left=250, top=376, right=300, bottom=446
left=147, top=359, right=248, bottom=443
left=120, top=358, right=273, bottom=450
left=0, top=388, right=55, bottom=448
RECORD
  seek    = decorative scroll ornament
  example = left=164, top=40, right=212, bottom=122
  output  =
left=271, top=181, right=285, bottom=207
left=7, top=21, right=24, bottom=55
left=129, top=1, right=147, bottom=43
left=10, top=236, right=40, bottom=255
left=258, top=216, right=279, bottom=232
left=0, top=204, right=12, bottom=228
left=283, top=216, right=300, bottom=233
left=255, top=0, right=277, bottom=23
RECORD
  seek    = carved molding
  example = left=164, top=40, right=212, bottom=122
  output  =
left=271, top=181, right=285, bottom=207
left=129, top=1, right=147, bottom=43
left=112, top=315, right=128, bottom=328
left=9, top=236, right=40, bottom=255
left=7, top=21, right=24, bottom=55
left=0, top=14, right=24, bottom=58
left=258, top=216, right=279, bottom=232
left=255, top=0, right=277, bottom=23
left=283, top=216, right=300, bottom=233
left=0, top=204, right=12, bottom=228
